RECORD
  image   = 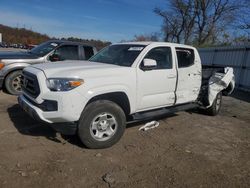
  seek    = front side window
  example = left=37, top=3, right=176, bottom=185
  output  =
left=54, top=45, right=79, bottom=60
left=89, top=44, right=145, bottom=67
left=143, top=47, right=172, bottom=69
left=176, top=48, right=194, bottom=68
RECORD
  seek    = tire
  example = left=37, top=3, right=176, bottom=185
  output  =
left=78, top=100, right=126, bottom=149
left=205, top=92, right=222, bottom=116
left=5, top=70, right=23, bottom=95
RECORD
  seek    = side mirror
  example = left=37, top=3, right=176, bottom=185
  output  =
left=142, top=58, right=157, bottom=70
left=49, top=54, right=60, bottom=62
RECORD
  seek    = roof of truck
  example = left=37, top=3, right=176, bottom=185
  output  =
left=45, top=40, right=95, bottom=47
left=114, top=41, right=195, bottom=49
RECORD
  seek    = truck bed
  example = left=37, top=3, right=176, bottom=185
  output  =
left=198, top=65, right=235, bottom=107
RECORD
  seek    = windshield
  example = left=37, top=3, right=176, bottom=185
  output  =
left=89, top=44, right=145, bottom=67
left=30, top=41, right=60, bottom=56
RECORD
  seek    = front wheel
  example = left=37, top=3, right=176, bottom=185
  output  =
left=5, top=70, right=23, bottom=95
left=78, top=100, right=126, bottom=149
left=205, top=92, right=222, bottom=116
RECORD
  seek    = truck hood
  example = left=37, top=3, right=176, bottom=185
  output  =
left=30, top=60, right=126, bottom=78
left=0, top=51, right=39, bottom=60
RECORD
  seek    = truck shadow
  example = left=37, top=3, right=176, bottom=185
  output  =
left=61, top=114, right=179, bottom=148
left=126, top=113, right=177, bottom=129
left=7, top=104, right=179, bottom=149
left=230, top=90, right=250, bottom=103
left=7, top=104, right=76, bottom=145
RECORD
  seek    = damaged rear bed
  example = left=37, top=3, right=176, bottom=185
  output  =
left=199, top=65, right=235, bottom=108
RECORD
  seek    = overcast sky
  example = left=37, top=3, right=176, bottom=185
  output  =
left=0, top=0, right=167, bottom=42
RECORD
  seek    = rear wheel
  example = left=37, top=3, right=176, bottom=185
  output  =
left=5, top=70, right=23, bottom=95
left=78, top=100, right=126, bottom=149
left=205, top=92, right=222, bottom=116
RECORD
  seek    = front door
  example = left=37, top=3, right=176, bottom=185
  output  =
left=136, top=47, right=177, bottom=111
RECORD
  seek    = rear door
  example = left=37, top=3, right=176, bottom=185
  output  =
left=136, top=46, right=177, bottom=111
left=175, top=48, right=201, bottom=104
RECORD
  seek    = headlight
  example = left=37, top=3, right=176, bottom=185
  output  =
left=0, top=60, right=5, bottom=70
left=46, top=78, right=84, bottom=91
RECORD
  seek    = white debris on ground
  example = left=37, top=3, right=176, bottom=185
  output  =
left=139, top=121, right=160, bottom=131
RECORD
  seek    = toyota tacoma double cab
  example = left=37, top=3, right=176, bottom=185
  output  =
left=18, top=42, right=235, bottom=149
left=0, top=40, right=97, bottom=95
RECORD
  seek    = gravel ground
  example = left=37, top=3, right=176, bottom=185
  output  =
left=0, top=90, right=249, bottom=188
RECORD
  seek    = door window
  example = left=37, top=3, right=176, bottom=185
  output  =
left=176, top=48, right=194, bottom=68
left=84, top=46, right=94, bottom=59
left=143, top=47, right=172, bottom=69
left=53, top=45, right=79, bottom=60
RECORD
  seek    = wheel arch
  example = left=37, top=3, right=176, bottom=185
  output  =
left=222, top=81, right=235, bottom=96
left=2, top=62, right=29, bottom=82
left=86, top=92, right=131, bottom=116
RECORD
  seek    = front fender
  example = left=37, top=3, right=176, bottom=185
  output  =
left=77, top=84, right=136, bottom=113
left=0, top=62, right=30, bottom=77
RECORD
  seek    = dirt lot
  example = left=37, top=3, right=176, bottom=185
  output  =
left=0, top=91, right=249, bottom=188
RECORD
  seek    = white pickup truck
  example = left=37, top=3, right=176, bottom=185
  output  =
left=18, top=42, right=235, bottom=148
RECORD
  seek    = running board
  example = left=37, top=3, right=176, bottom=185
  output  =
left=128, top=103, right=198, bottom=123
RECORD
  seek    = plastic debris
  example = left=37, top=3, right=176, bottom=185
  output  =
left=95, top=153, right=102, bottom=157
left=102, top=173, right=115, bottom=185
left=139, top=121, right=160, bottom=131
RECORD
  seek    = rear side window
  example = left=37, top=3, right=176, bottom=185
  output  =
left=84, top=46, right=94, bottom=59
left=144, top=47, right=172, bottom=69
left=54, top=45, right=79, bottom=60
left=176, top=48, right=194, bottom=68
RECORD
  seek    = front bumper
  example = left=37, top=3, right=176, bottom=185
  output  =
left=0, top=76, right=4, bottom=89
left=18, top=95, right=42, bottom=122
left=18, top=66, right=88, bottom=135
left=18, top=94, right=78, bottom=135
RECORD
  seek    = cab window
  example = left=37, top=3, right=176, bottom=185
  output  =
left=143, top=47, right=172, bottom=69
left=176, top=48, right=194, bottom=68
left=84, top=46, right=94, bottom=59
left=54, top=45, right=79, bottom=60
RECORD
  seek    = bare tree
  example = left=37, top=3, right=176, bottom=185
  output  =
left=195, top=0, right=239, bottom=45
left=133, top=33, right=160, bottom=42
left=154, top=0, right=197, bottom=44
left=155, top=0, right=240, bottom=46
left=237, top=0, right=250, bottom=33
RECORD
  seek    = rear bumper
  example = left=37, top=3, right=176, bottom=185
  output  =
left=0, top=77, right=4, bottom=89
left=18, top=95, right=77, bottom=135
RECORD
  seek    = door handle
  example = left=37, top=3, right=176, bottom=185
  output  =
left=188, top=73, right=200, bottom=76
left=167, top=75, right=176, bottom=79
